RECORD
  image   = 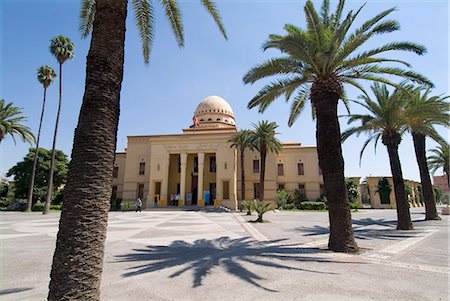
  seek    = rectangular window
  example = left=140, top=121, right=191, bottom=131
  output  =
left=277, top=183, right=285, bottom=191
left=297, top=163, right=304, bottom=175
left=113, top=166, right=119, bottom=178
left=194, top=157, right=198, bottom=173
left=177, top=183, right=180, bottom=194
left=298, top=184, right=306, bottom=199
left=223, top=181, right=230, bottom=199
left=137, top=183, right=144, bottom=199
left=253, top=183, right=260, bottom=199
left=318, top=164, right=323, bottom=175
left=253, top=160, right=260, bottom=173
left=139, top=162, right=145, bottom=175
left=277, top=163, right=284, bottom=176
left=210, top=156, right=216, bottom=172
left=320, top=184, right=326, bottom=197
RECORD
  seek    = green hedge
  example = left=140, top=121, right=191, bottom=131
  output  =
left=297, top=201, right=327, bottom=210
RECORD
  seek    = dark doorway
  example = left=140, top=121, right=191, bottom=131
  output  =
left=209, top=183, right=216, bottom=205
left=191, top=175, right=198, bottom=205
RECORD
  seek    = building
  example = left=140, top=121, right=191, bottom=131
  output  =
left=362, top=176, right=424, bottom=209
left=112, top=96, right=324, bottom=209
left=433, top=175, right=449, bottom=196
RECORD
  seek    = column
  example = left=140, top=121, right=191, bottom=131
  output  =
left=197, top=152, right=205, bottom=206
left=160, top=153, right=170, bottom=206
left=215, top=152, right=222, bottom=208
left=232, top=147, right=238, bottom=210
left=179, top=152, right=187, bottom=206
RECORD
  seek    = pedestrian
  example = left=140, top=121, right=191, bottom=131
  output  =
left=136, top=197, right=142, bottom=212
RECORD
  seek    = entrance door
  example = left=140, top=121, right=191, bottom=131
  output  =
left=191, top=175, right=198, bottom=205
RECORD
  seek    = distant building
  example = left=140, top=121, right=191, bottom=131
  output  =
left=433, top=175, right=449, bottom=195
left=112, top=96, right=324, bottom=209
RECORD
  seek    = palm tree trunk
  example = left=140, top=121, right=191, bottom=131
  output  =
left=312, top=88, right=358, bottom=253
left=385, top=141, right=414, bottom=230
left=43, top=64, right=63, bottom=215
left=240, top=148, right=245, bottom=201
left=412, top=132, right=440, bottom=220
left=48, top=1, right=127, bottom=300
left=259, top=144, right=266, bottom=202
left=26, top=87, right=47, bottom=212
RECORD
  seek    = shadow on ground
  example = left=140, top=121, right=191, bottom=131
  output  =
left=295, top=218, right=424, bottom=240
left=116, top=236, right=362, bottom=292
left=0, top=288, right=33, bottom=296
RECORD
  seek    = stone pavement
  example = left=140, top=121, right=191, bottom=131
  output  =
left=0, top=207, right=448, bottom=300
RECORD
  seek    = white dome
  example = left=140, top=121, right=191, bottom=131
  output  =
left=194, top=96, right=236, bottom=127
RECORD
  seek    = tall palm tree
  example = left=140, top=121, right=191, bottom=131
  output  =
left=428, top=143, right=449, bottom=187
left=0, top=99, right=35, bottom=145
left=242, top=0, right=432, bottom=253
left=228, top=129, right=252, bottom=202
left=250, top=121, right=282, bottom=203
left=403, top=86, right=449, bottom=220
left=342, top=83, right=413, bottom=230
left=26, top=66, right=57, bottom=212
left=48, top=1, right=226, bottom=299
left=43, top=36, right=74, bottom=215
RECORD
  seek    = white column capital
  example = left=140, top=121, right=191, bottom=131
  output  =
left=180, top=152, right=187, bottom=165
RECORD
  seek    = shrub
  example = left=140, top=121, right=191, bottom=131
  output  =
left=50, top=204, right=62, bottom=211
left=121, top=200, right=133, bottom=211
left=297, top=202, right=327, bottom=211
left=350, top=202, right=360, bottom=211
left=52, top=190, right=64, bottom=205
left=281, top=203, right=295, bottom=210
left=275, top=190, right=291, bottom=209
left=32, top=202, right=45, bottom=212
left=253, top=200, right=273, bottom=222
left=241, top=200, right=254, bottom=215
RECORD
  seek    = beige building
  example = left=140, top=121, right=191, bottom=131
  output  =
left=112, top=96, right=324, bottom=209
left=363, top=176, right=423, bottom=209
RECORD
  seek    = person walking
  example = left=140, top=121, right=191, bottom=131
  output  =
left=136, top=197, right=142, bottom=212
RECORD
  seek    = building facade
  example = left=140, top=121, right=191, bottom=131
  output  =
left=112, top=96, right=324, bottom=209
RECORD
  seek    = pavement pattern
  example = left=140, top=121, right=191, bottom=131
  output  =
left=0, top=207, right=448, bottom=301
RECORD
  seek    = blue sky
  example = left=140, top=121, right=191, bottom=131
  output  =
left=0, top=0, right=448, bottom=182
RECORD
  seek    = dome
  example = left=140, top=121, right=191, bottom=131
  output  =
left=194, top=96, right=236, bottom=127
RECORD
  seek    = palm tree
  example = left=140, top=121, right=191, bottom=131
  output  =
left=25, top=66, right=57, bottom=212
left=249, top=121, right=282, bottom=203
left=403, top=86, right=449, bottom=220
left=228, top=129, right=252, bottom=202
left=43, top=36, right=74, bottom=215
left=242, top=0, right=432, bottom=253
left=428, top=143, right=449, bottom=187
left=342, top=83, right=413, bottom=230
left=48, top=1, right=226, bottom=299
left=0, top=99, right=34, bottom=145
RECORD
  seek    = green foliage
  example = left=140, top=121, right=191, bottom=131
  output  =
left=243, top=0, right=432, bottom=127
left=37, top=65, right=57, bottom=88
left=350, top=202, right=360, bottom=211
left=297, top=201, right=327, bottom=211
left=121, top=200, right=133, bottom=211
left=377, top=177, right=391, bottom=204
left=241, top=200, right=254, bottom=215
left=345, top=178, right=360, bottom=203
left=293, top=188, right=308, bottom=203
left=275, top=189, right=292, bottom=208
left=253, top=200, right=273, bottom=222
left=79, top=0, right=227, bottom=64
left=32, top=201, right=44, bottom=211
left=228, top=129, right=253, bottom=151
left=404, top=183, right=414, bottom=204
left=0, top=99, right=35, bottom=145
left=428, top=142, right=449, bottom=177
left=249, top=120, right=282, bottom=154
left=49, top=35, right=74, bottom=65
left=433, top=185, right=443, bottom=204
left=6, top=148, right=68, bottom=204
left=0, top=182, right=8, bottom=198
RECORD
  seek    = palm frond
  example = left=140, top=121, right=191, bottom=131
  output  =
left=243, top=57, right=304, bottom=84
left=161, top=0, right=184, bottom=47
left=79, top=0, right=96, bottom=38
left=288, top=87, right=310, bottom=127
left=200, top=0, right=227, bottom=40
left=132, top=0, right=154, bottom=64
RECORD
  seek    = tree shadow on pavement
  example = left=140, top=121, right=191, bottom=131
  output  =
left=116, top=236, right=361, bottom=292
left=295, top=218, right=421, bottom=241
left=0, top=288, right=33, bottom=296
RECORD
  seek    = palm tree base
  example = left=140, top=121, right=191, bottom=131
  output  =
left=424, top=215, right=441, bottom=220
left=328, top=241, right=359, bottom=254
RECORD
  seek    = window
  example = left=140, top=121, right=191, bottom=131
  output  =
left=320, top=184, right=326, bottom=197
left=194, top=157, right=198, bottom=172
left=137, top=183, right=144, bottom=199
left=297, top=163, right=304, bottom=175
left=253, top=183, right=260, bottom=199
left=210, top=156, right=216, bottom=172
left=113, top=166, right=119, bottom=178
left=318, top=164, right=323, bottom=175
left=277, top=183, right=285, bottom=191
left=139, top=162, right=145, bottom=175
left=253, top=160, right=260, bottom=173
left=177, top=183, right=180, bottom=194
left=277, top=163, right=284, bottom=176
left=298, top=184, right=306, bottom=199
left=223, top=181, right=230, bottom=199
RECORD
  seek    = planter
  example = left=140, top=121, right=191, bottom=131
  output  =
left=442, top=207, right=450, bottom=215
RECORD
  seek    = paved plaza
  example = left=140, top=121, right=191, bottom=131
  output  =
left=0, top=207, right=448, bottom=300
